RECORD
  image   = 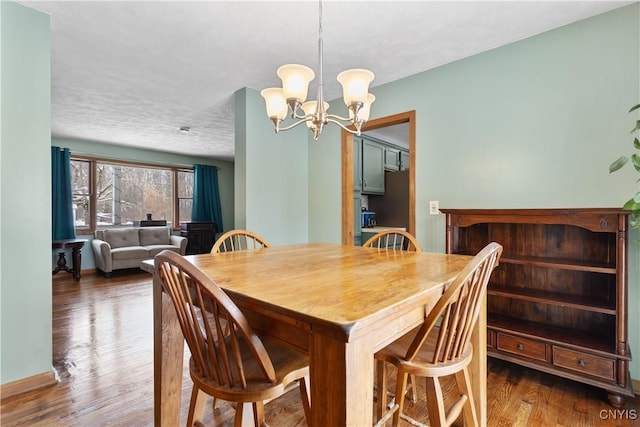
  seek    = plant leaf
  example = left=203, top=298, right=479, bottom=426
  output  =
left=634, top=137, right=640, bottom=150
left=629, top=103, right=640, bottom=113
left=632, top=154, right=640, bottom=172
left=609, top=156, right=628, bottom=173
left=632, top=120, right=640, bottom=133
left=622, top=198, right=638, bottom=211
left=634, top=190, right=640, bottom=203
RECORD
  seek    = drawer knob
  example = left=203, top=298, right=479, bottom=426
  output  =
left=517, top=343, right=524, bottom=351
left=578, top=359, right=586, bottom=367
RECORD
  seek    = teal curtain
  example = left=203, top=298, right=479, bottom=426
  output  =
left=192, top=164, right=223, bottom=230
left=52, top=146, right=76, bottom=240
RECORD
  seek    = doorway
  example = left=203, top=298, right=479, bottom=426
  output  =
left=341, top=111, right=416, bottom=245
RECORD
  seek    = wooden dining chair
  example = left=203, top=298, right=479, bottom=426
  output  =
left=154, top=250, right=311, bottom=427
left=210, top=229, right=270, bottom=343
left=374, top=242, right=502, bottom=427
left=211, top=229, right=270, bottom=254
left=364, top=229, right=422, bottom=407
left=363, top=229, right=422, bottom=252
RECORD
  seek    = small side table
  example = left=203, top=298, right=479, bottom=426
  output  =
left=52, top=238, right=87, bottom=281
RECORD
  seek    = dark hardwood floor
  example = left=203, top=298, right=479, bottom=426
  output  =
left=1, top=271, right=638, bottom=426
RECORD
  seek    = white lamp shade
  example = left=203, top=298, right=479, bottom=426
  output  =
left=301, top=100, right=329, bottom=116
left=277, top=64, right=315, bottom=102
left=260, top=88, right=288, bottom=120
left=350, top=93, right=375, bottom=122
left=301, top=100, right=330, bottom=128
left=337, top=69, right=375, bottom=106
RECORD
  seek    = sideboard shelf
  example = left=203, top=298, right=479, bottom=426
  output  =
left=456, top=253, right=618, bottom=273
left=500, top=255, right=617, bottom=273
left=441, top=208, right=633, bottom=407
left=487, top=285, right=617, bottom=314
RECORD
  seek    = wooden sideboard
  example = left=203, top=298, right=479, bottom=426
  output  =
left=441, top=208, right=633, bottom=406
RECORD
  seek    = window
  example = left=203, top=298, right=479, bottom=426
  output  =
left=70, top=157, right=193, bottom=231
left=71, top=159, right=91, bottom=227
left=177, top=170, right=194, bottom=222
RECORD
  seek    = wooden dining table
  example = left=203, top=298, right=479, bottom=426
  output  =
left=147, top=243, right=487, bottom=427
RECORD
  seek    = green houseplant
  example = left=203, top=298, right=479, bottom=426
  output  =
left=609, top=103, right=640, bottom=229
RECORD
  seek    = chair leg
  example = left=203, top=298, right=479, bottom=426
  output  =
left=425, top=376, right=447, bottom=427
left=393, top=371, right=409, bottom=427
left=408, top=374, right=418, bottom=403
left=299, top=375, right=312, bottom=427
left=455, top=367, right=478, bottom=427
left=252, top=401, right=265, bottom=427
left=234, top=402, right=245, bottom=427
left=232, top=401, right=265, bottom=427
left=187, top=385, right=208, bottom=427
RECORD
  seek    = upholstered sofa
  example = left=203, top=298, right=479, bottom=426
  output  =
left=92, top=226, right=187, bottom=277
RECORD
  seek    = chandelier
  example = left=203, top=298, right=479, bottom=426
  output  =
left=260, top=0, right=375, bottom=140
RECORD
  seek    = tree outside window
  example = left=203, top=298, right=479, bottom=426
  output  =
left=70, top=159, right=91, bottom=226
left=70, top=158, right=193, bottom=231
left=178, top=170, right=193, bottom=223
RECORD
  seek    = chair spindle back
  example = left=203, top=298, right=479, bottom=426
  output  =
left=363, top=229, right=422, bottom=252
left=211, top=229, right=270, bottom=254
left=405, top=242, right=502, bottom=364
left=155, top=251, right=276, bottom=389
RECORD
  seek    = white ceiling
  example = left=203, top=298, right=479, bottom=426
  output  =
left=20, top=0, right=633, bottom=161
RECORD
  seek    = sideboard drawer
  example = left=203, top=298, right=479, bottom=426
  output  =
left=496, top=333, right=547, bottom=362
left=553, top=347, right=615, bottom=381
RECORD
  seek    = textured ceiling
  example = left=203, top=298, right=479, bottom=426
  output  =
left=20, top=1, right=633, bottom=160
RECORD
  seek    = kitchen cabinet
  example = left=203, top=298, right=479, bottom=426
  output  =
left=400, top=150, right=409, bottom=171
left=361, top=138, right=385, bottom=194
left=441, top=208, right=633, bottom=406
left=355, top=136, right=407, bottom=194
left=384, top=146, right=400, bottom=171
left=361, top=230, right=376, bottom=246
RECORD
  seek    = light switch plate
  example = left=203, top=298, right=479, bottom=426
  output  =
left=429, top=201, right=440, bottom=215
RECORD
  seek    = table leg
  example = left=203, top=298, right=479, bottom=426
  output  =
left=153, top=273, right=184, bottom=426
left=53, top=252, right=68, bottom=275
left=470, top=294, right=487, bottom=427
left=309, top=331, right=374, bottom=426
left=71, top=246, right=82, bottom=281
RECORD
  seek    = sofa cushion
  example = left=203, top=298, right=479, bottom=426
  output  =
left=111, top=246, right=149, bottom=260
left=103, top=228, right=140, bottom=249
left=147, top=245, right=182, bottom=258
left=139, top=227, right=170, bottom=246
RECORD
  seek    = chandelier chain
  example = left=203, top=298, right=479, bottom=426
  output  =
left=317, top=0, right=324, bottom=107
left=318, top=0, right=323, bottom=40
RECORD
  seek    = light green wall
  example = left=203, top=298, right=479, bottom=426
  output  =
left=235, top=88, right=309, bottom=245
left=309, top=5, right=640, bottom=377
left=234, top=89, right=248, bottom=230
left=308, top=111, right=343, bottom=243
left=384, top=4, right=640, bottom=379
left=1, top=2, right=52, bottom=384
